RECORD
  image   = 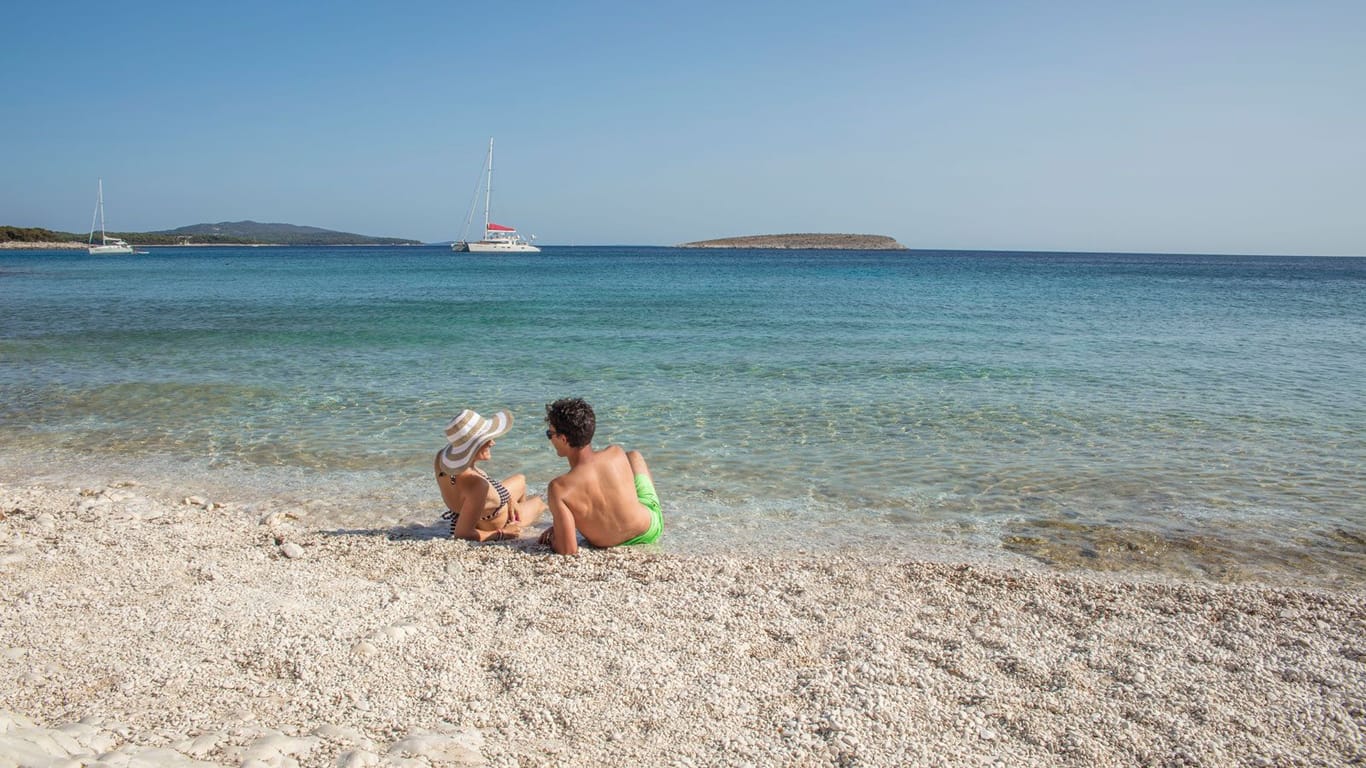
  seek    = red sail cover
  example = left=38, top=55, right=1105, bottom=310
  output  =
left=486, top=223, right=516, bottom=232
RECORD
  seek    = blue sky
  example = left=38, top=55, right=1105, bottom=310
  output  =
left=3, top=1, right=1363, bottom=254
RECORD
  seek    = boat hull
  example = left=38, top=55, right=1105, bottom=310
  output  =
left=88, top=243, right=135, bottom=255
left=462, top=241, right=540, bottom=253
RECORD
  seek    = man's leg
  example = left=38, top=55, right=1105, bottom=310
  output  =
left=627, top=450, right=653, bottom=484
left=627, top=449, right=663, bottom=529
left=618, top=449, right=663, bottom=546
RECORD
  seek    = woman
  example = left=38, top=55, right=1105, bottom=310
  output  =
left=435, top=408, right=547, bottom=541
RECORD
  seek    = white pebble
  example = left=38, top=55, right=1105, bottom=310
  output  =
left=174, top=731, right=225, bottom=758
left=259, top=510, right=299, bottom=526
left=386, top=729, right=483, bottom=764
left=370, top=621, right=421, bottom=642
left=337, top=749, right=380, bottom=768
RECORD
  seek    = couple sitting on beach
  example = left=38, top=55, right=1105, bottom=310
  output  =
left=434, top=397, right=663, bottom=555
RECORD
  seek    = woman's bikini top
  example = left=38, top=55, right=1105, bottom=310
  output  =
left=440, top=465, right=516, bottom=535
left=472, top=467, right=512, bottom=521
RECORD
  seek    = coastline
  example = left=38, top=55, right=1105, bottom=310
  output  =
left=3, top=476, right=1362, bottom=766
left=0, top=242, right=434, bottom=249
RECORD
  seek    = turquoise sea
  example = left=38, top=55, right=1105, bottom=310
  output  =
left=2, top=246, right=1363, bottom=588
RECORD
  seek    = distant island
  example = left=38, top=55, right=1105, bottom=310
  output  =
left=678, top=233, right=908, bottom=250
left=1, top=221, right=422, bottom=247
left=156, top=221, right=421, bottom=246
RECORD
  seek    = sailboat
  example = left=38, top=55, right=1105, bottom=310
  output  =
left=452, top=138, right=540, bottom=253
left=88, top=179, right=135, bottom=255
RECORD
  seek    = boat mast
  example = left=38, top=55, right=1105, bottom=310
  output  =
left=99, top=180, right=108, bottom=244
left=483, top=137, right=494, bottom=237
left=89, top=179, right=106, bottom=246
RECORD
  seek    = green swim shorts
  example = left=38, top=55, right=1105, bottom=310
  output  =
left=620, top=473, right=663, bottom=546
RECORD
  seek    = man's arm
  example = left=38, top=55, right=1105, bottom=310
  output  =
left=544, top=479, right=579, bottom=555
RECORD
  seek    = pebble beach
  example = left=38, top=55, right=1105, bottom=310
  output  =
left=2, top=479, right=1362, bottom=767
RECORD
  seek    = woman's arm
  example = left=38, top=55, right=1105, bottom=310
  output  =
left=452, top=473, right=521, bottom=542
left=451, top=474, right=488, bottom=541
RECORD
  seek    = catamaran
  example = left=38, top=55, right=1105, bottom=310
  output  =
left=88, top=179, right=135, bottom=255
left=452, top=138, right=540, bottom=253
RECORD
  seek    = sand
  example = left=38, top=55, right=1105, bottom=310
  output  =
left=1, top=479, right=1362, bottom=767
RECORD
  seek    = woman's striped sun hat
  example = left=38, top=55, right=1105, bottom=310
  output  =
left=439, top=408, right=513, bottom=472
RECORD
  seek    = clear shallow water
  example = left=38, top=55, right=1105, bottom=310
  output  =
left=2, top=246, right=1363, bottom=587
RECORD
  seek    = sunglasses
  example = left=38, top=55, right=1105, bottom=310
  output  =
left=545, top=429, right=558, bottom=440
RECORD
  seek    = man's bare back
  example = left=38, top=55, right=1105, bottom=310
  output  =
left=543, top=445, right=651, bottom=553
left=541, top=398, right=664, bottom=555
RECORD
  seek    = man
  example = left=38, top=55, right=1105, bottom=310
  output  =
left=539, top=397, right=663, bottom=555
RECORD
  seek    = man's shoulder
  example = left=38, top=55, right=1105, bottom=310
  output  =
left=547, top=468, right=583, bottom=494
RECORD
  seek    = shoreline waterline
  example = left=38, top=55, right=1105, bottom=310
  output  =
left=1, top=452, right=1362, bottom=592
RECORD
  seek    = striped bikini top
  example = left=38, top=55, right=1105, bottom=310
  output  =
left=473, top=467, right=512, bottom=521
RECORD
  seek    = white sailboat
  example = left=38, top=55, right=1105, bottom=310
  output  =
left=452, top=138, right=540, bottom=253
left=88, top=179, right=135, bottom=255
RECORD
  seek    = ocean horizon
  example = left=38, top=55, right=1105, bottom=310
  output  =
left=8, top=240, right=1364, bottom=259
left=2, top=245, right=1363, bottom=589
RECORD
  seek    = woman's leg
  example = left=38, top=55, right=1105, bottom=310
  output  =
left=515, top=496, right=548, bottom=526
left=501, top=473, right=528, bottom=503
left=498, top=473, right=547, bottom=526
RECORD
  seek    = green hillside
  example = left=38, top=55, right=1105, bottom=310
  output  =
left=157, top=221, right=421, bottom=245
left=1, top=226, right=83, bottom=243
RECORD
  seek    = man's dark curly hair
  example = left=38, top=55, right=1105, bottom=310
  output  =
left=545, top=397, right=595, bottom=448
